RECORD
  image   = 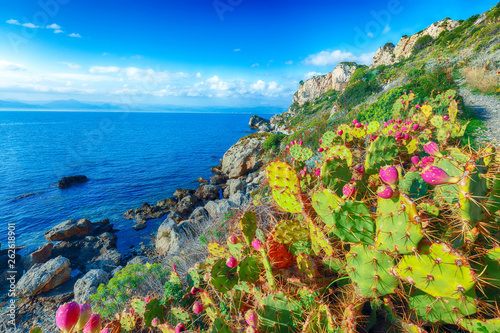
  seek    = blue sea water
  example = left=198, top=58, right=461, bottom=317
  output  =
left=0, top=111, right=272, bottom=255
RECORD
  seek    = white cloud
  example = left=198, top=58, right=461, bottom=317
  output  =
left=46, top=23, right=61, bottom=30
left=89, top=66, right=121, bottom=74
left=54, top=29, right=64, bottom=34
left=285, top=60, right=293, bottom=65
left=131, top=55, right=143, bottom=60
left=303, top=71, right=324, bottom=80
left=234, top=48, right=241, bottom=52
left=304, top=50, right=376, bottom=66
left=196, top=73, right=201, bottom=78
left=69, top=33, right=81, bottom=38
left=382, top=25, right=391, bottom=34
left=0, top=60, right=26, bottom=72
left=61, top=62, right=81, bottom=70
left=6, top=19, right=39, bottom=28
left=6, top=19, right=19, bottom=25
left=89, top=66, right=189, bottom=82
left=251, top=63, right=259, bottom=67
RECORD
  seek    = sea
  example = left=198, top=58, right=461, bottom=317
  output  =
left=0, top=110, right=274, bottom=255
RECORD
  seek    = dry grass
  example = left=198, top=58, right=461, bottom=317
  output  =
left=462, top=66, right=499, bottom=94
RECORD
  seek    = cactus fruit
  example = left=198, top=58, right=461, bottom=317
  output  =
left=55, top=302, right=80, bottom=333
left=193, top=302, right=204, bottom=315
left=75, top=304, right=92, bottom=331
left=345, top=245, right=399, bottom=297
left=83, top=314, right=101, bottom=333
left=290, top=144, right=313, bottom=161
left=226, top=257, right=237, bottom=268
left=396, top=243, right=476, bottom=299
left=211, top=259, right=239, bottom=293
left=321, top=158, right=352, bottom=196
left=421, top=166, right=460, bottom=185
left=256, top=292, right=301, bottom=333
left=266, top=161, right=302, bottom=213
left=377, top=185, right=394, bottom=199
left=365, top=135, right=399, bottom=175
left=408, top=289, right=476, bottom=324
left=379, top=166, right=399, bottom=187
left=342, top=183, right=357, bottom=198
left=330, top=201, right=375, bottom=245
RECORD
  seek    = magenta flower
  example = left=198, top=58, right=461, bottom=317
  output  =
left=421, top=166, right=460, bottom=185
left=152, top=318, right=160, bottom=328
left=56, top=301, right=80, bottom=333
left=318, top=147, right=324, bottom=152
left=443, top=115, right=449, bottom=120
left=75, top=304, right=92, bottom=331
left=415, top=104, right=421, bottom=108
left=245, top=310, right=259, bottom=326
left=377, top=185, right=394, bottom=199
left=83, top=314, right=101, bottom=333
left=229, top=235, right=238, bottom=244
left=379, top=166, right=399, bottom=186
left=190, top=287, right=202, bottom=295
left=412, top=123, right=419, bottom=131
left=338, top=130, right=343, bottom=136
left=354, top=164, right=365, bottom=174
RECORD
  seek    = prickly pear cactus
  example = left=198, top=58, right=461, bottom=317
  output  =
left=330, top=201, right=375, bottom=245
left=257, top=292, right=301, bottom=333
left=266, top=161, right=302, bottom=213
left=364, top=135, right=399, bottom=174
left=211, top=258, right=239, bottom=293
left=321, top=158, right=351, bottom=195
left=290, top=144, right=313, bottom=162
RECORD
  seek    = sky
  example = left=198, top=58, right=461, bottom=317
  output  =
left=0, top=0, right=496, bottom=108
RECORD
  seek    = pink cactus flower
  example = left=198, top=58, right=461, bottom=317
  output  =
left=421, top=166, right=460, bottom=185
left=401, top=126, right=408, bottom=132
left=190, top=287, right=202, bottom=295
left=193, top=302, right=204, bottom=314
left=56, top=302, right=81, bottom=333
left=145, top=296, right=152, bottom=304
left=286, top=145, right=290, bottom=149
left=377, top=185, right=394, bottom=199
left=379, top=166, right=399, bottom=186
left=152, top=318, right=160, bottom=328
left=403, top=134, right=410, bottom=140
left=411, top=156, right=420, bottom=166
left=395, top=131, right=402, bottom=137
left=389, top=119, right=394, bottom=124
left=245, top=311, right=259, bottom=326
left=315, top=168, right=321, bottom=176
left=355, top=164, right=365, bottom=174
left=353, top=119, right=359, bottom=124
left=75, top=304, right=92, bottom=331
left=175, top=323, right=186, bottom=333
left=393, top=124, right=398, bottom=130
left=83, top=314, right=102, bottom=333
left=342, top=184, right=357, bottom=198
left=299, top=140, right=303, bottom=145
left=355, top=122, right=362, bottom=128
left=226, top=257, right=237, bottom=268
left=338, top=130, right=343, bottom=136
left=252, top=239, right=263, bottom=251
left=300, top=170, right=306, bottom=177
left=423, top=141, right=441, bottom=157
left=319, top=139, right=323, bottom=143
left=410, top=90, right=413, bottom=93
left=388, top=130, right=393, bottom=135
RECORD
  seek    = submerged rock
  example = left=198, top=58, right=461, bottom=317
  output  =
left=57, top=175, right=88, bottom=189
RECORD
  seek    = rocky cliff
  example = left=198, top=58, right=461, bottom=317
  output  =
left=293, top=62, right=362, bottom=105
left=371, top=18, right=460, bottom=67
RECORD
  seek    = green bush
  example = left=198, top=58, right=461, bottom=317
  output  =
left=403, top=66, right=457, bottom=98
left=338, top=78, right=381, bottom=110
left=357, top=87, right=405, bottom=122
left=412, top=34, right=433, bottom=55
left=90, top=263, right=170, bottom=319
left=263, top=133, right=286, bottom=152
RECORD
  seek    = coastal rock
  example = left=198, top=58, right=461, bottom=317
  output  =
left=224, top=179, right=246, bottom=198
left=222, top=137, right=266, bottom=179
left=393, top=19, right=460, bottom=59
left=228, top=192, right=249, bottom=206
left=189, top=207, right=208, bottom=223
left=173, top=195, right=197, bottom=216
left=58, top=175, right=88, bottom=189
left=204, top=199, right=237, bottom=220
left=127, top=256, right=154, bottom=265
left=44, top=218, right=91, bottom=241
left=173, top=188, right=195, bottom=200
left=197, top=176, right=208, bottom=183
left=370, top=43, right=396, bottom=68
left=157, top=197, right=177, bottom=209
left=269, top=111, right=294, bottom=135
left=195, top=184, right=220, bottom=201
left=293, top=62, right=361, bottom=106
left=21, top=243, right=54, bottom=270
left=73, top=269, right=109, bottom=304
left=210, top=173, right=228, bottom=186
left=167, top=211, right=184, bottom=223
left=249, top=115, right=272, bottom=131
left=16, top=256, right=71, bottom=297
left=155, top=218, right=182, bottom=256
left=86, top=249, right=122, bottom=273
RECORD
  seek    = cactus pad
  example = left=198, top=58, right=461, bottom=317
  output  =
left=396, top=243, right=476, bottom=299
left=321, top=158, right=352, bottom=195
left=408, top=290, right=476, bottom=324
left=346, top=245, right=399, bottom=297
left=266, top=161, right=302, bottom=213
left=240, top=211, right=258, bottom=246
left=296, top=253, right=318, bottom=279
left=302, top=304, right=336, bottom=333
left=364, top=135, right=399, bottom=175
left=144, top=299, right=164, bottom=327
left=211, top=258, right=239, bottom=293
left=461, top=318, right=500, bottom=333
left=290, top=144, right=313, bottom=162
left=272, top=219, right=309, bottom=244
left=309, top=220, right=335, bottom=256
left=400, top=171, right=428, bottom=199
left=238, top=255, right=262, bottom=284
left=257, top=292, right=302, bottom=333
left=311, top=188, right=343, bottom=229
left=330, top=201, right=375, bottom=245
left=477, top=247, right=500, bottom=288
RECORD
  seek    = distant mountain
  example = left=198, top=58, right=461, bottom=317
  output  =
left=41, top=99, right=117, bottom=110
left=0, top=100, right=43, bottom=109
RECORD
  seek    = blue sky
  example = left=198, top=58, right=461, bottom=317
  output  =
left=0, top=0, right=496, bottom=107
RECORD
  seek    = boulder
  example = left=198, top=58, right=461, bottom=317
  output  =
left=21, top=243, right=54, bottom=270
left=189, top=207, right=208, bottom=224
left=173, top=195, right=197, bottom=216
left=249, top=115, right=271, bottom=131
left=222, top=137, right=265, bottom=179
left=173, top=188, right=194, bottom=200
left=167, top=211, right=184, bottom=223
left=228, top=192, right=249, bottom=207
left=156, top=218, right=182, bottom=256
left=58, top=175, right=88, bottom=189
left=16, top=256, right=71, bottom=297
left=204, top=199, right=237, bottom=220
left=73, top=269, right=109, bottom=304
left=127, top=256, right=154, bottom=265
left=86, top=249, right=122, bottom=273
left=195, top=184, right=220, bottom=201
left=157, top=197, right=177, bottom=209
left=210, top=174, right=228, bottom=186
left=225, top=179, right=246, bottom=198
left=44, top=218, right=91, bottom=241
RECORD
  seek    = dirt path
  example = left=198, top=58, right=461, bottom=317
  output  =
left=460, top=87, right=500, bottom=143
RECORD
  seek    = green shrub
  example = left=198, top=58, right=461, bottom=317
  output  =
left=263, top=133, right=286, bottom=152
left=403, top=66, right=457, bottom=98
left=357, top=87, right=405, bottom=122
left=90, top=263, right=170, bottom=319
left=412, top=34, right=433, bottom=55
left=338, top=78, right=381, bottom=110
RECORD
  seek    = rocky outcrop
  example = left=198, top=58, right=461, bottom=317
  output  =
left=155, top=218, right=183, bottom=256
left=249, top=115, right=272, bottom=131
left=44, top=218, right=92, bottom=241
left=194, top=184, right=220, bottom=201
left=21, top=243, right=54, bottom=270
left=204, top=199, right=237, bottom=220
left=222, top=136, right=266, bottom=179
left=393, top=19, right=460, bottom=59
left=223, top=179, right=246, bottom=198
left=293, top=62, right=362, bottom=106
left=16, top=256, right=71, bottom=297
left=370, top=43, right=396, bottom=68
left=57, top=175, right=88, bottom=189
left=73, top=269, right=109, bottom=304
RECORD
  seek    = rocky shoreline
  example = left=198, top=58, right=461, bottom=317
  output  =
left=3, top=114, right=284, bottom=331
